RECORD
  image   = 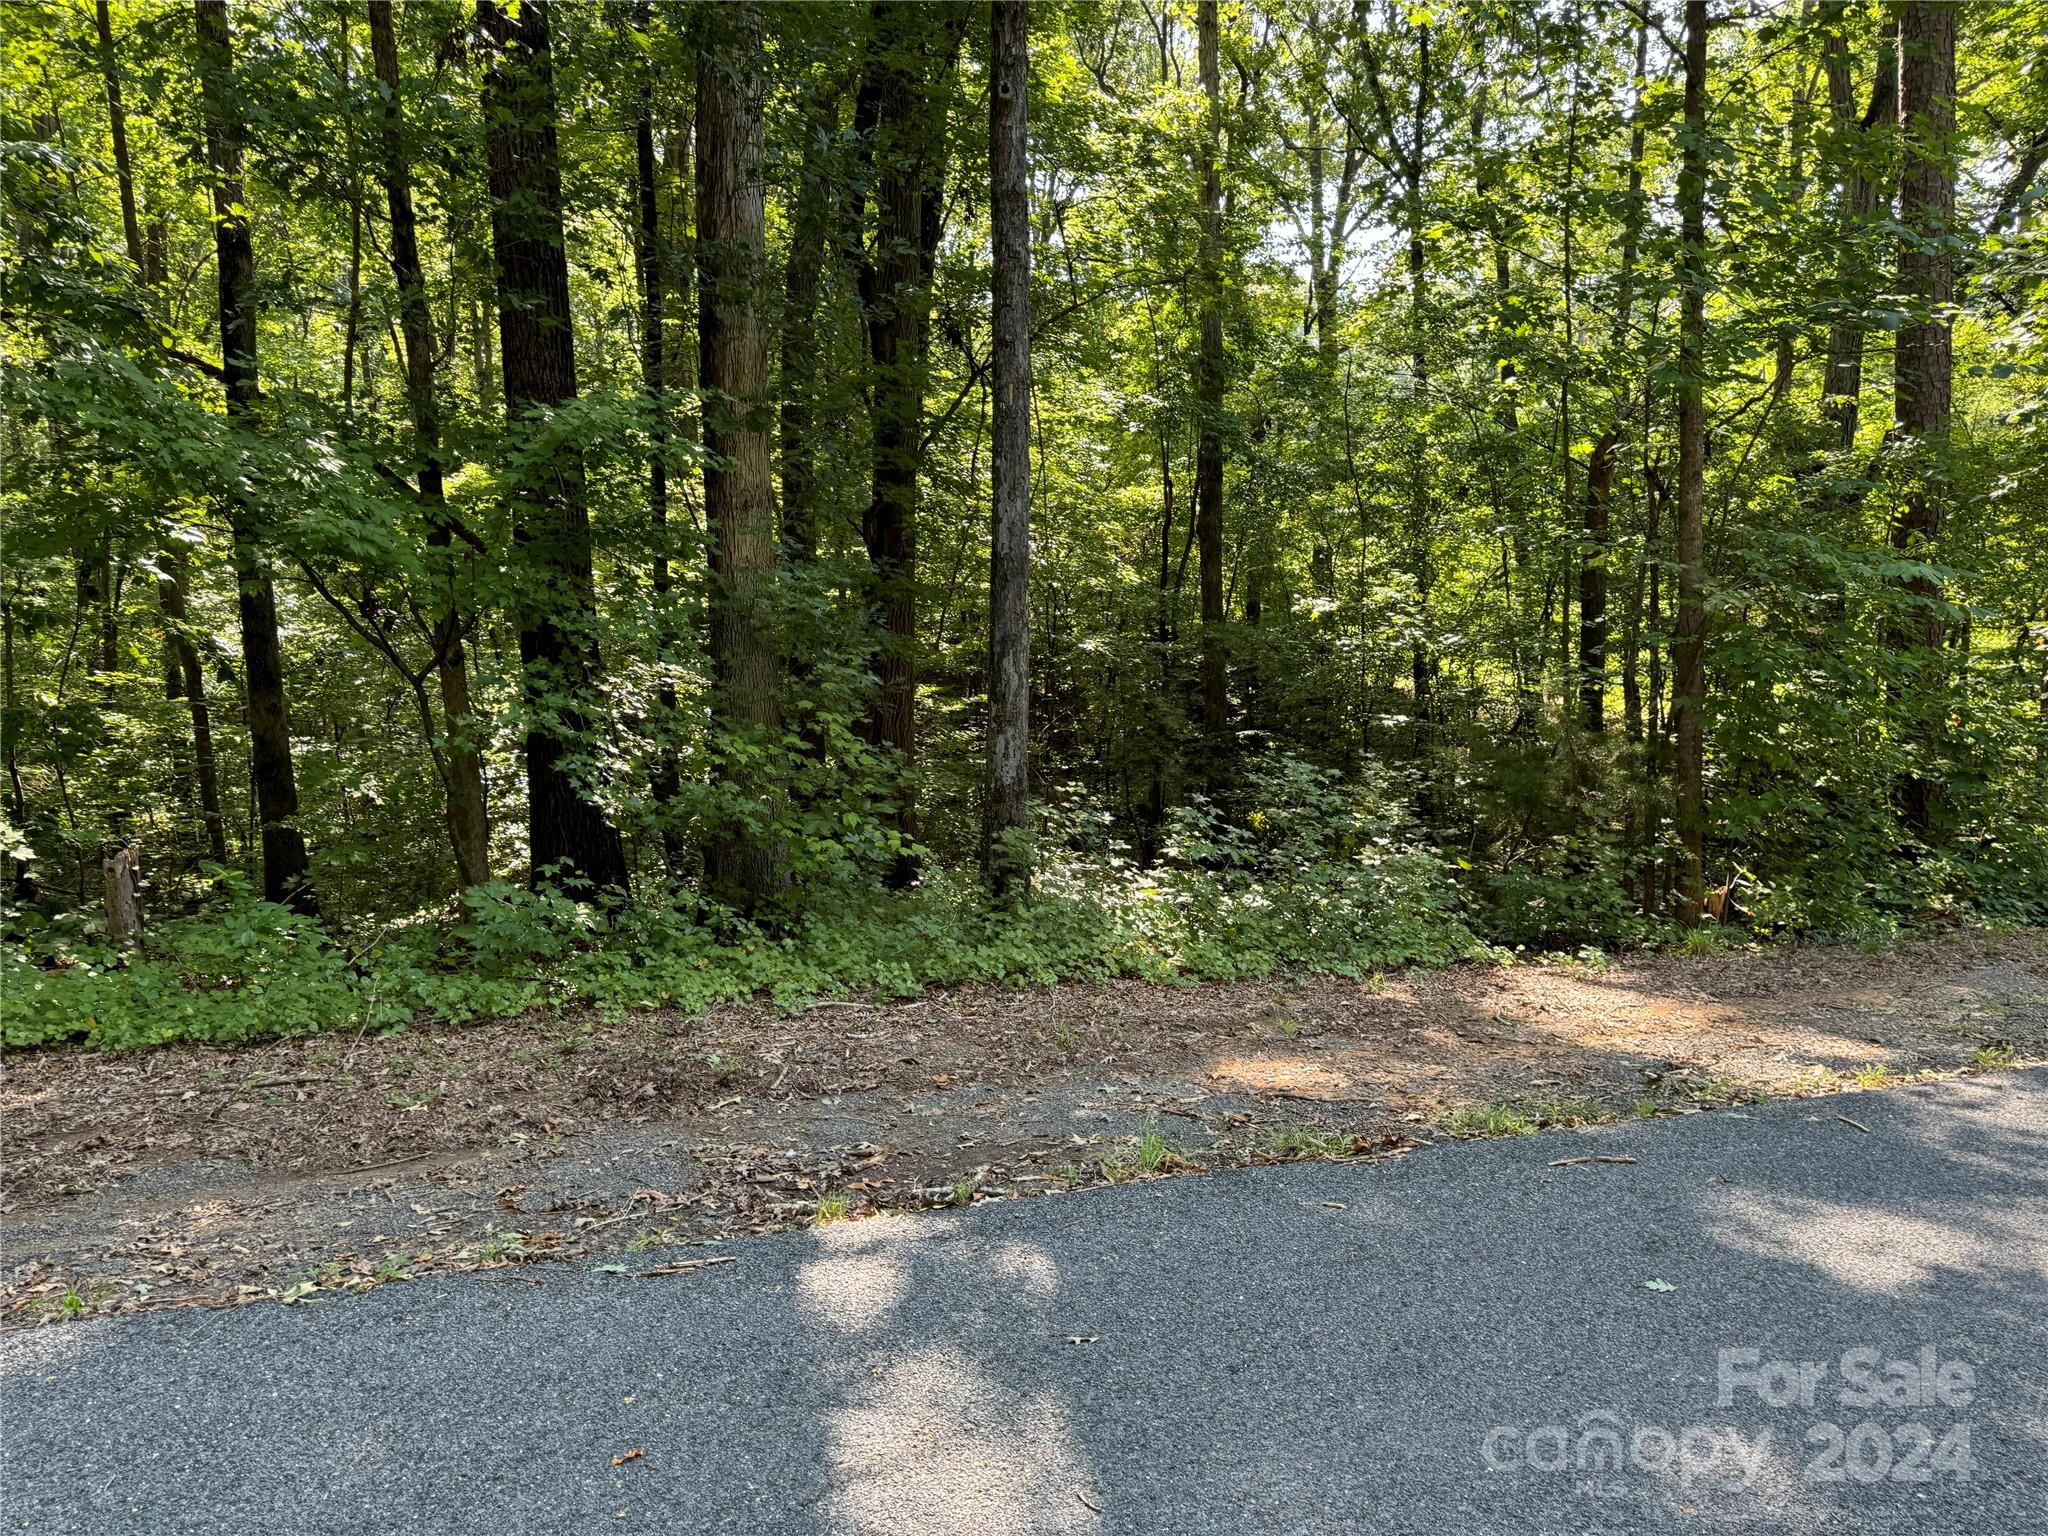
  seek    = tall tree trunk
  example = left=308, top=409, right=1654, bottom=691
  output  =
left=857, top=0, right=971, bottom=884
left=1579, top=429, right=1615, bottom=732
left=1582, top=16, right=1649, bottom=736
left=193, top=0, right=315, bottom=914
left=339, top=12, right=363, bottom=420
left=1820, top=4, right=1896, bottom=458
left=779, top=79, right=837, bottom=571
left=697, top=0, right=787, bottom=909
left=1888, top=1, right=1956, bottom=837
left=983, top=0, right=1031, bottom=901
left=102, top=0, right=224, bottom=862
left=95, top=1, right=144, bottom=281
left=1674, top=0, right=1710, bottom=927
left=1194, top=0, right=1227, bottom=749
left=778, top=73, right=839, bottom=767
left=1, top=591, right=32, bottom=901
left=479, top=0, right=629, bottom=894
left=632, top=0, right=685, bottom=875
left=159, top=549, right=229, bottom=864
left=1367, top=14, right=1435, bottom=742
left=369, top=0, right=490, bottom=891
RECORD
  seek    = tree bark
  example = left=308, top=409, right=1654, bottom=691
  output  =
left=158, top=546, right=228, bottom=863
left=697, top=1, right=787, bottom=909
left=1579, top=429, right=1616, bottom=732
left=779, top=78, right=838, bottom=571
left=1195, top=0, right=1227, bottom=749
left=101, top=1, right=227, bottom=863
left=95, top=1, right=145, bottom=281
left=369, top=0, right=490, bottom=891
left=983, top=0, right=1032, bottom=901
left=1674, top=0, right=1710, bottom=927
left=778, top=72, right=839, bottom=767
left=193, top=0, right=316, bottom=914
left=1888, top=0, right=1956, bottom=836
left=479, top=0, right=629, bottom=895
left=632, top=0, right=686, bottom=876
left=1582, top=16, right=1648, bottom=736
left=1820, top=4, right=1896, bottom=458
left=856, top=0, right=972, bottom=883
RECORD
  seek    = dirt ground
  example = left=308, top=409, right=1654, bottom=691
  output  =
left=5, top=928, right=2045, bottom=1325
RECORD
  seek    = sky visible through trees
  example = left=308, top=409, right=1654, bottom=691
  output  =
left=1, top=0, right=2043, bottom=1049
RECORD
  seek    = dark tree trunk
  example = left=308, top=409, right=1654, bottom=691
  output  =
left=982, top=0, right=1032, bottom=901
left=1579, top=429, right=1615, bottom=732
left=1820, top=3, right=1896, bottom=458
left=479, top=0, right=629, bottom=895
left=1195, top=0, right=1226, bottom=749
left=1673, top=0, right=1710, bottom=927
left=632, top=0, right=685, bottom=876
left=2, top=595, right=33, bottom=902
left=1583, top=17, right=1648, bottom=737
left=95, top=1, right=145, bottom=279
left=194, top=0, right=315, bottom=914
left=159, top=547, right=228, bottom=864
left=104, top=0, right=223, bottom=863
left=696, top=0, right=787, bottom=909
left=1888, top=1, right=1956, bottom=836
left=856, top=0, right=972, bottom=884
left=369, top=0, right=490, bottom=891
left=96, top=55, right=212, bottom=857
left=778, top=72, right=839, bottom=767
left=779, top=79, right=837, bottom=571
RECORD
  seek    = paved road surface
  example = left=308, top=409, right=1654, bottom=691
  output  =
left=5, top=1070, right=2046, bottom=1535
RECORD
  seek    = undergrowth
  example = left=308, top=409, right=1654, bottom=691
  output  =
left=5, top=747, right=2039, bottom=1052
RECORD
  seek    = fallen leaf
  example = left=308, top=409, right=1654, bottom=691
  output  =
left=1643, top=1278, right=1677, bottom=1293
left=611, top=1449, right=644, bottom=1467
left=1065, top=1335, right=1098, bottom=1345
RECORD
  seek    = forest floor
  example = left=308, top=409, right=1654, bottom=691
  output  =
left=4, top=927, right=2045, bottom=1326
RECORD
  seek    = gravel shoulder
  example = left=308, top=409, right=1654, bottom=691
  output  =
left=3, top=927, right=2044, bottom=1321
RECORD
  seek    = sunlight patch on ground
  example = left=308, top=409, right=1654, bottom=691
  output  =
left=824, top=1347, right=1101, bottom=1536
left=1206, top=1055, right=1350, bottom=1098
left=1700, top=1187, right=2048, bottom=1295
left=798, top=1218, right=1097, bottom=1534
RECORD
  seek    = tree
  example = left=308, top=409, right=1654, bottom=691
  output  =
left=1889, top=0, right=1958, bottom=836
left=478, top=0, right=629, bottom=894
left=1819, top=0, right=1896, bottom=458
left=193, top=0, right=315, bottom=914
left=632, top=0, right=685, bottom=875
left=697, top=0, right=787, bottom=908
left=368, top=0, right=490, bottom=890
left=983, top=0, right=1032, bottom=901
left=1674, top=0, right=1710, bottom=927
left=855, top=0, right=973, bottom=883
left=1194, top=0, right=1227, bottom=749
left=99, top=0, right=227, bottom=865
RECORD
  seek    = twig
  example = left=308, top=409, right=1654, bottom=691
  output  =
left=1836, top=1114, right=1871, bottom=1134
left=624, top=1256, right=734, bottom=1278
left=1550, top=1154, right=1638, bottom=1166
left=340, top=1151, right=433, bottom=1176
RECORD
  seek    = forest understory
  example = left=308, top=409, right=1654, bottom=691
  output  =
left=5, top=926, right=2043, bottom=1327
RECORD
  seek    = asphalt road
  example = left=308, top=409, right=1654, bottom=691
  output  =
left=5, top=1069, right=2046, bottom=1536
